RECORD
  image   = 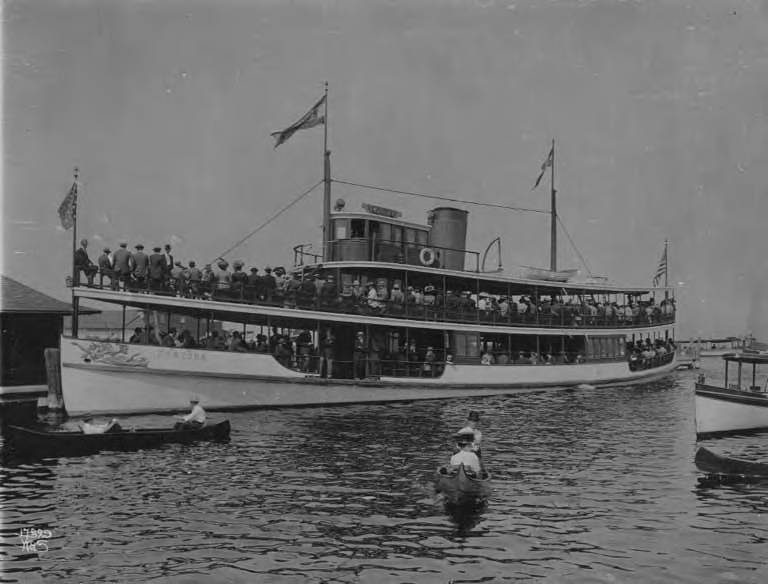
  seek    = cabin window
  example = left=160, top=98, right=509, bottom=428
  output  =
left=454, top=333, right=480, bottom=358
left=379, top=223, right=392, bottom=242
left=350, top=219, right=366, bottom=238
left=392, top=226, right=403, bottom=244
left=334, top=219, right=348, bottom=240
left=405, top=228, right=416, bottom=243
left=416, top=230, right=428, bottom=245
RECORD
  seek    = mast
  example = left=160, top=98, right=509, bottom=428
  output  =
left=322, top=81, right=331, bottom=261
left=549, top=138, right=557, bottom=272
left=71, top=167, right=80, bottom=337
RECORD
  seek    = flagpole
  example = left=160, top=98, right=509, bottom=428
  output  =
left=322, top=81, right=331, bottom=261
left=550, top=138, right=557, bottom=272
left=71, top=167, right=80, bottom=337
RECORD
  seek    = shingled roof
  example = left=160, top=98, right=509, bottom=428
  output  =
left=0, top=275, right=99, bottom=315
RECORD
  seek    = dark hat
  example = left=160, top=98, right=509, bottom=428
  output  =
left=250, top=267, right=258, bottom=272
left=455, top=431, right=474, bottom=444
left=468, top=411, right=480, bottom=421
left=190, top=396, right=200, bottom=404
left=153, top=246, right=161, bottom=252
left=103, top=247, right=111, bottom=253
left=119, top=242, right=128, bottom=247
left=136, top=244, right=145, bottom=249
left=80, top=238, right=88, bottom=246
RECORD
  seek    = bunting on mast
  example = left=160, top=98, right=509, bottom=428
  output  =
left=271, top=94, right=326, bottom=148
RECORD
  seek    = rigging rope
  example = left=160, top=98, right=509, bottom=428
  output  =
left=212, top=176, right=595, bottom=278
left=556, top=215, right=593, bottom=277
left=212, top=179, right=323, bottom=262
left=332, top=178, right=550, bottom=215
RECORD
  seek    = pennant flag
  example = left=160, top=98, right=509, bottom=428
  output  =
left=271, top=94, right=326, bottom=149
left=57, top=180, right=78, bottom=230
left=532, top=145, right=554, bottom=190
left=652, top=246, right=668, bottom=287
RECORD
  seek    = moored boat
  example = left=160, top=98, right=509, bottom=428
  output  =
left=435, top=463, right=491, bottom=504
left=694, top=446, right=768, bottom=478
left=694, top=353, right=768, bottom=439
left=4, top=420, right=231, bottom=459
left=58, top=108, right=678, bottom=415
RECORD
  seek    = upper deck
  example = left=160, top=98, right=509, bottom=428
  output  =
left=296, top=203, right=670, bottom=296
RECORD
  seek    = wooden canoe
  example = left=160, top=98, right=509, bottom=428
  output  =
left=695, top=446, right=768, bottom=479
left=435, top=463, right=491, bottom=504
left=4, top=420, right=231, bottom=459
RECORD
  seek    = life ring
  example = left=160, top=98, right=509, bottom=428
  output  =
left=419, top=247, right=436, bottom=266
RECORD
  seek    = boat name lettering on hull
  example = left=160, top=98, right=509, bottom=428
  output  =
left=152, top=348, right=207, bottom=361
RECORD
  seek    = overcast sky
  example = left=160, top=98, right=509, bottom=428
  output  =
left=4, top=0, right=768, bottom=339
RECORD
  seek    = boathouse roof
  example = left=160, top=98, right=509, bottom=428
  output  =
left=0, top=275, right=99, bottom=316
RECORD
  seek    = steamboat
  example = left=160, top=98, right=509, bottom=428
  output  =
left=59, top=96, right=677, bottom=416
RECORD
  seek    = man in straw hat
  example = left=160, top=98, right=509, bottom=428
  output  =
left=175, top=396, right=206, bottom=430
left=449, top=431, right=481, bottom=474
left=458, top=411, right=483, bottom=457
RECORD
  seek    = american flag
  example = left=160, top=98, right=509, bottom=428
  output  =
left=532, top=145, right=554, bottom=190
left=271, top=94, right=326, bottom=149
left=57, top=179, right=78, bottom=230
left=652, top=246, right=668, bottom=287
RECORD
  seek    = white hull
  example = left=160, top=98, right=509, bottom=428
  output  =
left=61, top=337, right=677, bottom=415
left=695, top=384, right=768, bottom=437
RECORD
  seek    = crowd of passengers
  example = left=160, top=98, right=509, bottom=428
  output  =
left=627, top=338, right=676, bottom=370
left=124, top=325, right=446, bottom=378
left=121, top=322, right=676, bottom=377
left=74, top=238, right=676, bottom=327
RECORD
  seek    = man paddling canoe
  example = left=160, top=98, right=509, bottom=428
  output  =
left=449, top=431, right=482, bottom=475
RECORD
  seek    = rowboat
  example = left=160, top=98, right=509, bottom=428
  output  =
left=435, top=463, right=491, bottom=504
left=4, top=420, right=231, bottom=459
left=694, top=353, right=768, bottom=439
left=521, top=266, right=579, bottom=282
left=695, top=447, right=768, bottom=484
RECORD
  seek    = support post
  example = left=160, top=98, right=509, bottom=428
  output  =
left=45, top=348, right=65, bottom=413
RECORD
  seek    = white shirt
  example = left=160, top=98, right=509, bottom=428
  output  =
left=80, top=419, right=118, bottom=434
left=450, top=450, right=481, bottom=473
left=458, top=425, right=482, bottom=450
left=183, top=404, right=206, bottom=424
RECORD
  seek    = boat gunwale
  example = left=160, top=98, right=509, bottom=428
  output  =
left=695, top=383, right=768, bottom=407
left=7, top=420, right=230, bottom=439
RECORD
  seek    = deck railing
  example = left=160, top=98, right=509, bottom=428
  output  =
left=75, top=272, right=676, bottom=330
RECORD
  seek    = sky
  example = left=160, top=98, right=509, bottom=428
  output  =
left=4, top=0, right=768, bottom=339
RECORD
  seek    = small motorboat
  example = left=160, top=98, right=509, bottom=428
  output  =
left=4, top=420, right=231, bottom=459
left=435, top=463, right=491, bottom=504
left=695, top=446, right=768, bottom=482
left=695, top=354, right=768, bottom=439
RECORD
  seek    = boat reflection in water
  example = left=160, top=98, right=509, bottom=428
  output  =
left=444, top=498, right=489, bottom=536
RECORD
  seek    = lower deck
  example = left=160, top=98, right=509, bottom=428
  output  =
left=59, top=335, right=677, bottom=415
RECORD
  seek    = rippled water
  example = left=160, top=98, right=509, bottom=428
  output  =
left=2, top=364, right=767, bottom=583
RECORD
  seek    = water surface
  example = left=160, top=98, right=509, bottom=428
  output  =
left=2, top=363, right=767, bottom=583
